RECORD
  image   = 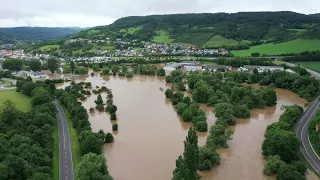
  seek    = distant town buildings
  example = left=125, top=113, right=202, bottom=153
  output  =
left=0, top=49, right=51, bottom=60
left=65, top=38, right=229, bottom=57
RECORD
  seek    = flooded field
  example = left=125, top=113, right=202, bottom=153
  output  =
left=57, top=71, right=318, bottom=180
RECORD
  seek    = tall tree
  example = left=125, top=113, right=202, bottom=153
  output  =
left=29, top=60, right=42, bottom=72
left=2, top=58, right=23, bottom=71
left=76, top=153, right=113, bottom=180
left=47, top=58, right=59, bottom=73
left=172, top=127, right=200, bottom=180
left=70, top=60, right=75, bottom=74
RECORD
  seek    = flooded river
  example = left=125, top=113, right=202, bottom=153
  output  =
left=57, top=71, right=318, bottom=180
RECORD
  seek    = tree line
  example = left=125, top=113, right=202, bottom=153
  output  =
left=262, top=105, right=306, bottom=180
left=55, top=83, right=114, bottom=180
left=0, top=79, right=56, bottom=179
left=284, top=51, right=320, bottom=62
left=216, top=57, right=274, bottom=67
left=2, top=58, right=60, bottom=73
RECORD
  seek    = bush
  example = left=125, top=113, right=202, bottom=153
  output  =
left=95, top=105, right=104, bottom=112
left=105, top=133, right=114, bottom=143
left=196, top=121, right=208, bottom=132
left=106, top=104, right=117, bottom=113
left=263, top=155, right=286, bottom=175
left=118, top=72, right=126, bottom=76
left=110, top=113, right=117, bottom=120
left=165, top=89, right=174, bottom=98
left=233, top=104, right=250, bottom=118
left=198, top=146, right=220, bottom=171
left=198, top=159, right=212, bottom=171
left=112, top=124, right=118, bottom=131
left=126, top=72, right=133, bottom=78
left=92, top=64, right=100, bottom=71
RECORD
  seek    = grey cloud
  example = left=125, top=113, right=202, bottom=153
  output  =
left=0, top=0, right=319, bottom=27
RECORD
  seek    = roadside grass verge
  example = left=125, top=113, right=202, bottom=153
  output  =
left=61, top=105, right=81, bottom=174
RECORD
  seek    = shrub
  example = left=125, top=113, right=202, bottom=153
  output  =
left=126, top=72, right=133, bottom=78
left=233, top=104, right=250, bottom=118
left=105, top=133, right=114, bottom=143
left=106, top=104, right=117, bottom=113
left=196, top=121, right=208, bottom=132
left=110, top=113, right=117, bottom=120
left=95, top=105, right=104, bottom=112
left=112, top=124, right=118, bottom=131
left=118, top=72, right=126, bottom=76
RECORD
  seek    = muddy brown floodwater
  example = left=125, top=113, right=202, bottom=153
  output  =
left=57, top=72, right=318, bottom=180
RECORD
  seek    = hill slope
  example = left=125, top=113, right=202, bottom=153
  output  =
left=73, top=11, right=320, bottom=47
left=0, top=31, right=15, bottom=44
left=0, top=27, right=85, bottom=41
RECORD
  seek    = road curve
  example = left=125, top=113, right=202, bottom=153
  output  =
left=296, top=97, right=320, bottom=175
left=54, top=100, right=75, bottom=180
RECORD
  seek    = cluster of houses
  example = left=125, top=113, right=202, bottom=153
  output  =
left=65, top=37, right=229, bottom=57
left=0, top=44, right=15, bottom=49
left=110, top=42, right=229, bottom=57
left=66, top=38, right=111, bottom=44
left=12, top=70, right=48, bottom=79
left=0, top=49, right=51, bottom=61
left=164, top=62, right=285, bottom=73
left=164, top=62, right=232, bottom=72
left=237, top=65, right=284, bottom=73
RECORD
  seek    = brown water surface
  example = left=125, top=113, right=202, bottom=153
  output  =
left=56, top=72, right=317, bottom=180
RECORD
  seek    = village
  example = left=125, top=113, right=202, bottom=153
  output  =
left=67, top=37, right=230, bottom=57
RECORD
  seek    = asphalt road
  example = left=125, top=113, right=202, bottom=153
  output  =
left=54, top=100, right=75, bottom=180
left=296, top=97, right=320, bottom=175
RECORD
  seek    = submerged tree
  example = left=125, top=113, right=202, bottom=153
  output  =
left=172, top=127, right=200, bottom=180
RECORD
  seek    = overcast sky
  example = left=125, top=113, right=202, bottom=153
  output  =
left=1, top=0, right=319, bottom=27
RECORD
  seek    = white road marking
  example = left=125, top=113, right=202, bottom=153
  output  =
left=300, top=100, right=320, bottom=173
left=55, top=101, right=75, bottom=180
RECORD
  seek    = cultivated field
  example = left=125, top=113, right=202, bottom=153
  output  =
left=231, top=39, right=320, bottom=56
left=202, top=35, right=238, bottom=48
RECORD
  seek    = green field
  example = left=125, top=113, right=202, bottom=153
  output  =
left=87, top=29, right=101, bottom=36
left=0, top=91, right=31, bottom=112
left=202, top=35, right=238, bottom=48
left=273, top=61, right=285, bottom=65
left=39, top=45, right=60, bottom=52
left=295, top=62, right=320, bottom=72
left=231, top=39, right=320, bottom=56
left=120, top=26, right=142, bottom=34
left=152, top=30, right=174, bottom=43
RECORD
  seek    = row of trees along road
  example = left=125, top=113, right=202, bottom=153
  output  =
left=55, top=83, right=113, bottom=180
left=2, top=58, right=60, bottom=73
left=0, top=78, right=57, bottom=179
left=262, top=105, right=306, bottom=180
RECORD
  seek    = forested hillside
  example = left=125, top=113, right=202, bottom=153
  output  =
left=0, top=27, right=85, bottom=42
left=73, top=11, right=320, bottom=47
left=0, top=31, right=15, bottom=44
